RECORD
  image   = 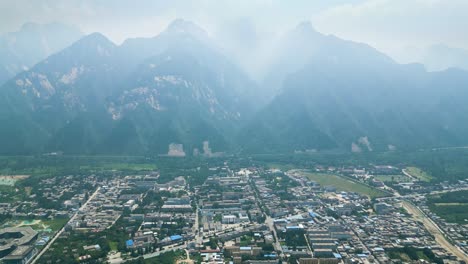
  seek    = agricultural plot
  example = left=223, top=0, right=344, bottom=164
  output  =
left=427, top=190, right=468, bottom=224
left=374, top=174, right=411, bottom=183
left=405, top=167, right=432, bottom=182
left=303, top=172, right=388, bottom=198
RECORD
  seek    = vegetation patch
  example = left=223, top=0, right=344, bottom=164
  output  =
left=427, top=190, right=468, bottom=224
left=405, top=167, right=432, bottom=182
left=0, top=175, right=29, bottom=186
left=428, top=204, right=468, bottom=224
left=374, top=174, right=411, bottom=183
left=2, top=217, right=68, bottom=232
left=386, top=247, right=442, bottom=263
left=304, top=172, right=388, bottom=198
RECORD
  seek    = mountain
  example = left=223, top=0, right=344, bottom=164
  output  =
left=2, top=20, right=468, bottom=155
left=239, top=23, right=468, bottom=154
left=0, top=32, right=118, bottom=154
left=259, top=22, right=332, bottom=101
left=0, top=20, right=256, bottom=155
left=394, top=44, right=468, bottom=72
left=0, top=22, right=83, bottom=85
left=420, top=44, right=468, bottom=72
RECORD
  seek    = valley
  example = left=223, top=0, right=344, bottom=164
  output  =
left=1, top=153, right=468, bottom=263
left=1, top=4, right=468, bottom=264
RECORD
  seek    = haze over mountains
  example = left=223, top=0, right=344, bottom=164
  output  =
left=0, top=22, right=83, bottom=85
left=1, top=19, right=468, bottom=155
left=395, top=44, right=468, bottom=72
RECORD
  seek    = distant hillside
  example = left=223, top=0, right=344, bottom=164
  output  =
left=1, top=20, right=468, bottom=155
left=0, top=22, right=83, bottom=85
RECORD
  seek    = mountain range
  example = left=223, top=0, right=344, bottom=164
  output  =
left=0, top=22, right=83, bottom=85
left=1, top=20, right=468, bottom=155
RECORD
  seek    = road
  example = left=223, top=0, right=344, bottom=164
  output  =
left=402, top=201, right=468, bottom=262
left=248, top=176, right=284, bottom=258
left=142, top=243, right=187, bottom=259
left=30, top=187, right=101, bottom=264
left=402, top=169, right=417, bottom=181
left=265, top=216, right=283, bottom=258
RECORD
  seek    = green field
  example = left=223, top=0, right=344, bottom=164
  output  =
left=405, top=167, right=432, bottom=182
left=266, top=163, right=296, bottom=171
left=428, top=204, right=468, bottom=224
left=303, top=172, right=388, bottom=198
left=427, top=190, right=468, bottom=224
left=374, top=174, right=411, bottom=183
left=0, top=156, right=159, bottom=177
left=109, top=241, right=119, bottom=251
left=78, top=163, right=157, bottom=171
left=386, top=247, right=439, bottom=262
left=2, top=218, right=68, bottom=232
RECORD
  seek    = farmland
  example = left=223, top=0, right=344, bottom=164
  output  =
left=302, top=172, right=388, bottom=198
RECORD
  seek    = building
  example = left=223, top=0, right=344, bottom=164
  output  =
left=0, top=227, right=38, bottom=259
left=2, top=246, right=37, bottom=264
left=374, top=202, right=393, bottom=214
left=222, top=215, right=238, bottom=224
left=299, top=258, right=339, bottom=264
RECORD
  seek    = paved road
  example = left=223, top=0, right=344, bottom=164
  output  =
left=403, top=201, right=468, bottom=263
left=142, top=243, right=187, bottom=259
left=402, top=169, right=417, bottom=181
left=30, top=187, right=101, bottom=264
left=265, top=216, right=283, bottom=258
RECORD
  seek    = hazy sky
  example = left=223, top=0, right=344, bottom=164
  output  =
left=1, top=0, right=467, bottom=55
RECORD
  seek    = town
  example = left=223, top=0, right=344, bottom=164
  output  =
left=0, top=161, right=468, bottom=264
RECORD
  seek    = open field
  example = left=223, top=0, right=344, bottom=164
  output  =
left=2, top=218, right=68, bottom=232
left=427, top=190, right=468, bottom=224
left=428, top=204, right=468, bottom=224
left=0, top=175, right=29, bottom=186
left=109, top=241, right=119, bottom=251
left=434, top=202, right=468, bottom=206
left=302, top=172, right=388, bottom=198
left=266, top=163, right=297, bottom=171
left=0, top=156, right=159, bottom=177
left=374, top=174, right=411, bottom=183
left=387, top=248, right=435, bottom=262
left=405, top=167, right=432, bottom=182
left=78, top=163, right=157, bottom=171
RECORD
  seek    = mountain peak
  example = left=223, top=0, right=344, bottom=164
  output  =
left=165, top=19, right=208, bottom=38
left=285, top=21, right=322, bottom=42
left=63, top=32, right=116, bottom=58
left=295, top=21, right=317, bottom=34
left=20, top=22, right=40, bottom=32
left=74, top=32, right=115, bottom=47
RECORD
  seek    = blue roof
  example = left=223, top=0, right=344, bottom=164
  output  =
left=333, top=253, right=342, bottom=259
left=170, top=235, right=183, bottom=241
left=273, top=219, right=287, bottom=223
left=126, top=240, right=134, bottom=247
left=240, top=247, right=252, bottom=250
left=309, top=211, right=318, bottom=217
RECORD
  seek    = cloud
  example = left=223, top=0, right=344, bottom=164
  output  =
left=1, top=0, right=467, bottom=52
left=312, top=0, right=468, bottom=53
left=0, top=1, right=368, bottom=42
